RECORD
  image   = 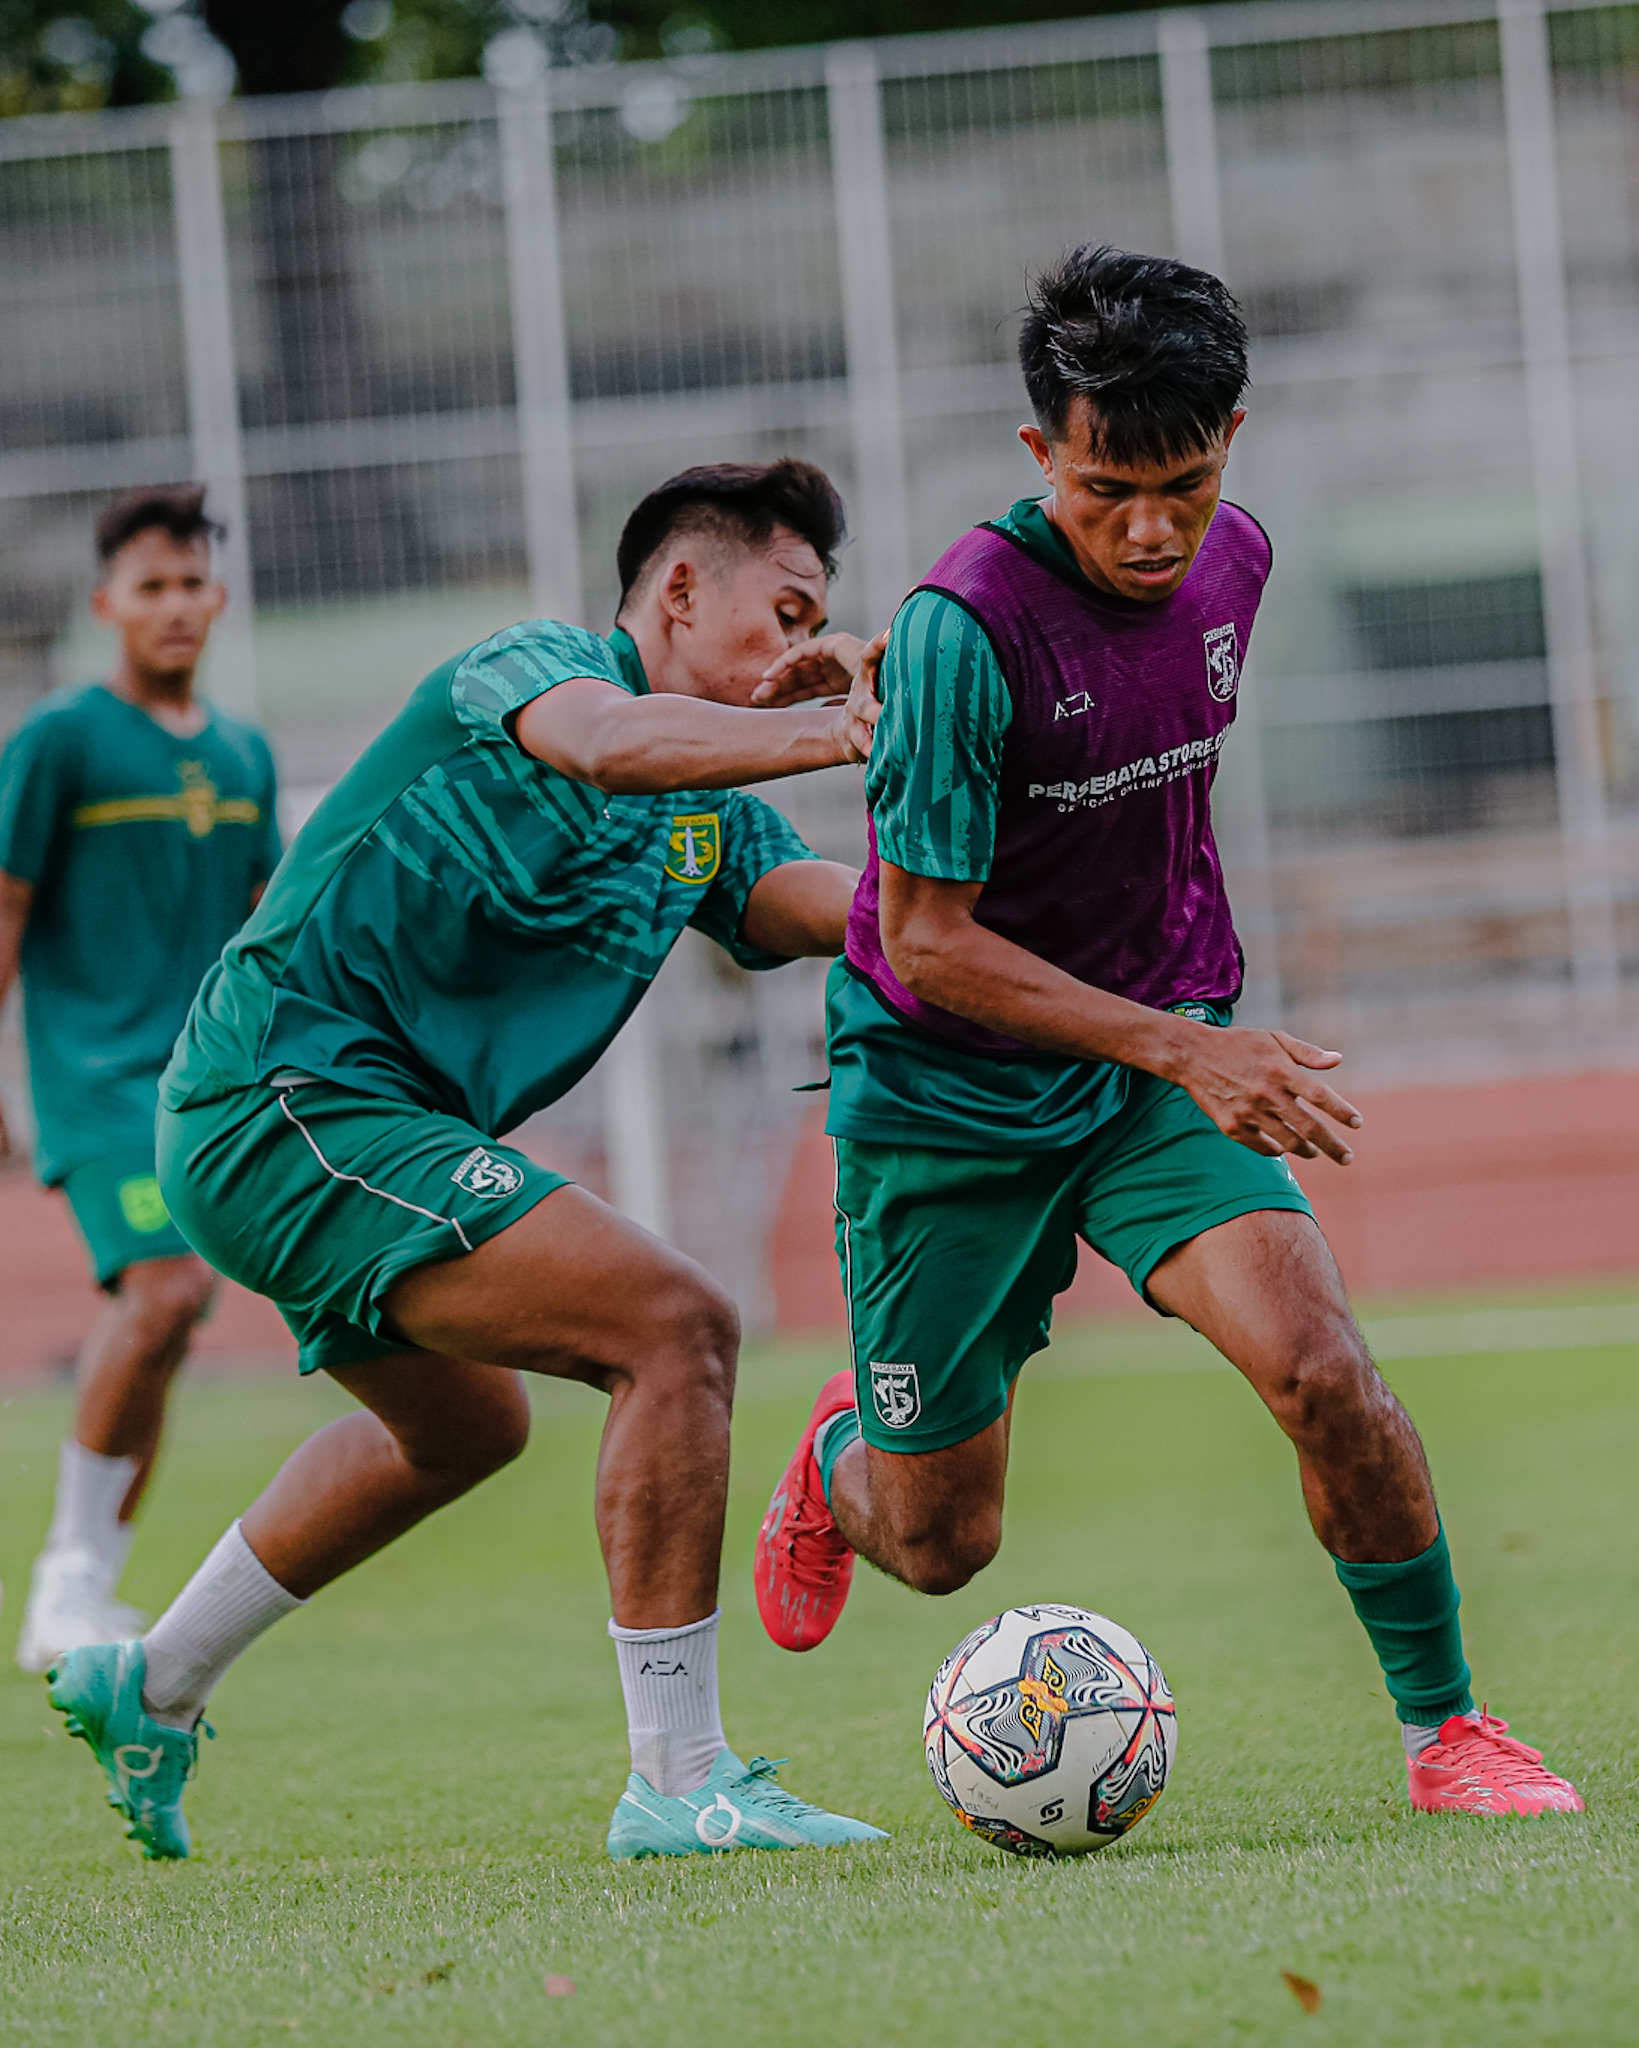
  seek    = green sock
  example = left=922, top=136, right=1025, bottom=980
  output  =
left=815, top=1407, right=861, bottom=1509
left=1332, top=1525, right=1475, bottom=1727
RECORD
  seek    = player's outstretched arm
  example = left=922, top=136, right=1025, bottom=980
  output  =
left=517, top=671, right=869, bottom=795
left=0, top=871, right=32, bottom=1158
left=741, top=859, right=860, bottom=959
left=879, top=862, right=1361, bottom=1166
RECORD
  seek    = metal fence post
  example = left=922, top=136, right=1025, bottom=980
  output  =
left=498, top=76, right=583, bottom=625
left=1160, top=11, right=1281, bottom=1024
left=602, top=996, right=673, bottom=1242
left=498, top=76, right=665, bottom=1227
left=1159, top=9, right=1226, bottom=275
left=168, top=100, right=257, bottom=719
left=1499, top=0, right=1619, bottom=1015
left=826, top=42, right=913, bottom=631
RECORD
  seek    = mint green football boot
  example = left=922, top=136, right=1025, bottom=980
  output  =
left=606, top=1748, right=887, bottom=1859
left=47, top=1640, right=207, bottom=1861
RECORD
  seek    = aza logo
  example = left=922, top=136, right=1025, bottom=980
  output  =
left=664, top=811, right=722, bottom=884
left=1203, top=621, right=1240, bottom=702
left=868, top=1360, right=920, bottom=1430
left=450, top=1146, right=524, bottom=1199
left=1017, top=1654, right=1070, bottom=1745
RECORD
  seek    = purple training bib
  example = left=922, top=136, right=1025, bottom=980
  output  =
left=846, top=501, right=1273, bottom=1056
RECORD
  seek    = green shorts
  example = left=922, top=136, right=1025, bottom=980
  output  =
left=59, top=1145, right=197, bottom=1289
left=833, top=1069, right=1315, bottom=1454
left=156, top=1076, right=569, bottom=1376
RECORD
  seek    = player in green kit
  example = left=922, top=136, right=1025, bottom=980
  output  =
left=757, top=249, right=1583, bottom=1822
left=46, top=459, right=888, bottom=1864
left=0, top=486, right=279, bottom=1674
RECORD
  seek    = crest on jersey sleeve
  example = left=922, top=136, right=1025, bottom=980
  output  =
left=665, top=811, right=722, bottom=884
left=1203, top=622, right=1240, bottom=702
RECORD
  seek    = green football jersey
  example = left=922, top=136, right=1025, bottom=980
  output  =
left=162, top=623, right=816, bottom=1138
left=827, top=497, right=1210, bottom=1154
left=0, top=683, right=280, bottom=1183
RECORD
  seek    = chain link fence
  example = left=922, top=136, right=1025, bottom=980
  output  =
left=4, top=0, right=1638, bottom=1320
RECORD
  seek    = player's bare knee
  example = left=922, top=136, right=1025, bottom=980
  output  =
left=403, top=1397, right=530, bottom=1492
left=896, top=1512, right=1001, bottom=1596
left=647, top=1271, right=740, bottom=1403
left=1269, top=1330, right=1376, bottom=1441
left=120, top=1262, right=215, bottom=1355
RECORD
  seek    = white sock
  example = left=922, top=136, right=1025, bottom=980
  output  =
left=46, top=1439, right=137, bottom=1575
left=1403, top=1712, right=1477, bottom=1759
left=141, top=1522, right=304, bottom=1730
left=609, top=1608, right=725, bottom=1796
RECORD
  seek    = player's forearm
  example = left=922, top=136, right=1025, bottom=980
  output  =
left=741, top=860, right=859, bottom=958
left=521, top=688, right=853, bottom=795
left=885, top=909, right=1201, bottom=1079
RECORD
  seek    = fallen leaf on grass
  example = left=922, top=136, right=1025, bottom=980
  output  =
left=543, top=1975, right=576, bottom=1997
left=1282, top=1971, right=1323, bottom=2014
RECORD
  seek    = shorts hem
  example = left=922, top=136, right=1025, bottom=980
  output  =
left=289, top=1172, right=571, bottom=1375
left=1125, top=1191, right=1316, bottom=1301
left=854, top=1377, right=1020, bottom=1456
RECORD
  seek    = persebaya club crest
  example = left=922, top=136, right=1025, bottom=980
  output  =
left=665, top=812, right=722, bottom=884
left=870, top=1360, right=921, bottom=1430
left=1203, top=622, right=1240, bottom=702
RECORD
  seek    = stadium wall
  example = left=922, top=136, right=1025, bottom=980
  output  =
left=769, top=1068, right=1639, bottom=1330
left=6, top=1064, right=1636, bottom=1379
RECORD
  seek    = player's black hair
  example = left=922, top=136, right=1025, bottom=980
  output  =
left=95, top=483, right=223, bottom=569
left=615, top=459, right=847, bottom=610
left=1019, top=245, right=1249, bottom=465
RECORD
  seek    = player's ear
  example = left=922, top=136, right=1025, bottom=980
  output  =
left=1017, top=423, right=1054, bottom=483
left=89, top=580, right=113, bottom=626
left=205, top=579, right=228, bottom=620
left=659, top=554, right=697, bottom=626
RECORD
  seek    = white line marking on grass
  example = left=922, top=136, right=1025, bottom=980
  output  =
left=1364, top=1302, right=1639, bottom=1360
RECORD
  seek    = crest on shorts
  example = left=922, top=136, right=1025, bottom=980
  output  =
left=1203, top=622, right=1240, bottom=702
left=451, top=1146, right=524, bottom=1199
left=869, top=1360, right=921, bottom=1430
left=665, top=812, right=722, bottom=884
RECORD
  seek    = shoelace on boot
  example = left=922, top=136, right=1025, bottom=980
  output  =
left=773, top=1495, right=852, bottom=1592
left=734, top=1756, right=822, bottom=1818
left=1436, top=1708, right=1564, bottom=1789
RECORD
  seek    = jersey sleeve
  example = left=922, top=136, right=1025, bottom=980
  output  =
left=687, top=789, right=820, bottom=970
left=866, top=589, right=1012, bottom=882
left=450, top=621, right=630, bottom=743
left=0, top=708, right=78, bottom=886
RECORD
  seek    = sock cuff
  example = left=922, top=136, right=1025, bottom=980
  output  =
left=815, top=1406, right=861, bottom=1509
left=228, top=1521, right=308, bottom=1611
left=608, top=1607, right=720, bottom=1644
left=1332, top=1524, right=1452, bottom=1597
left=1397, top=1688, right=1476, bottom=1729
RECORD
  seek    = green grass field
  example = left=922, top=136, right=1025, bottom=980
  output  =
left=2, top=1296, right=1636, bottom=2046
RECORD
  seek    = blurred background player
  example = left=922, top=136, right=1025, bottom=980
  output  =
left=0, top=485, right=280, bottom=1673
left=756, top=248, right=1583, bottom=1820
left=45, top=460, right=886, bottom=1864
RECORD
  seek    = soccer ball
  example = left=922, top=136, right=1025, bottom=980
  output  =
left=924, top=1603, right=1177, bottom=1857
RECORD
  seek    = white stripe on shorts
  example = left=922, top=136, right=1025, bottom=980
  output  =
left=275, top=1087, right=474, bottom=1253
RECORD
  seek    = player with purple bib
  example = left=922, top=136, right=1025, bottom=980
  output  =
left=756, top=246, right=1582, bottom=1818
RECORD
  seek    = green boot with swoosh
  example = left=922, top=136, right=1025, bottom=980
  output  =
left=47, top=1639, right=206, bottom=1861
left=606, top=1747, right=887, bottom=1859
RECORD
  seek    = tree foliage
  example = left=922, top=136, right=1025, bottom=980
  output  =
left=3, top=0, right=1250, bottom=115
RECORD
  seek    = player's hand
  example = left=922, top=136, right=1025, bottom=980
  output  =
left=1170, top=1026, right=1362, bottom=1166
left=752, top=632, right=868, bottom=707
left=837, top=629, right=887, bottom=760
